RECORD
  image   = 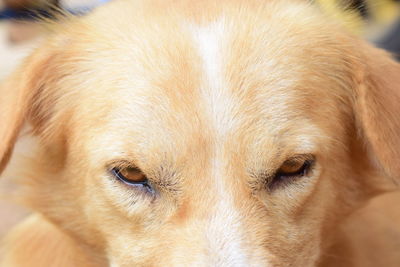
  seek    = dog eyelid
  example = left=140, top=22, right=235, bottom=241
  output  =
left=276, top=157, right=313, bottom=177
left=267, top=155, right=315, bottom=190
left=111, top=167, right=154, bottom=193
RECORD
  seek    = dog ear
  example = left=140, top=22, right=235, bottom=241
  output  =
left=0, top=44, right=58, bottom=175
left=354, top=42, right=400, bottom=181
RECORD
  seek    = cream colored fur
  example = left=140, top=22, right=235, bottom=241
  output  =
left=0, top=0, right=400, bottom=266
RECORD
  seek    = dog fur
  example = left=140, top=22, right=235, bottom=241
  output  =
left=0, top=0, right=400, bottom=266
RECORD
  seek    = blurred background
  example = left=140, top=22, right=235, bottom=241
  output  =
left=0, top=0, right=400, bottom=239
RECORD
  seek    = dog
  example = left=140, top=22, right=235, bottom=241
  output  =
left=0, top=0, right=399, bottom=266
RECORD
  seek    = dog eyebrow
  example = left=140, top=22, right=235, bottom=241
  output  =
left=150, top=166, right=182, bottom=194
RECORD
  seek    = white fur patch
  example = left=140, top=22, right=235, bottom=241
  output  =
left=189, top=20, right=271, bottom=266
left=203, top=156, right=251, bottom=266
left=190, top=20, right=239, bottom=138
left=109, top=261, right=120, bottom=267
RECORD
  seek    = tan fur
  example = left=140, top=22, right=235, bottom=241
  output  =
left=0, top=215, right=100, bottom=267
left=0, top=0, right=399, bottom=266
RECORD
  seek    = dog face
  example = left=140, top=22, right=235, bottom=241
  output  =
left=1, top=0, right=399, bottom=266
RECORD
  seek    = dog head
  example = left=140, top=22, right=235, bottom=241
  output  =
left=1, top=0, right=399, bottom=266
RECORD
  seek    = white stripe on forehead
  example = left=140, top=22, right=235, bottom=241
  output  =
left=189, top=20, right=272, bottom=266
left=188, top=19, right=295, bottom=142
left=189, top=19, right=239, bottom=139
left=189, top=19, right=246, bottom=265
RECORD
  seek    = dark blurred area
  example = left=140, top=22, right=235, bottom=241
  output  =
left=347, top=0, right=400, bottom=59
left=3, top=0, right=58, bottom=9
left=316, top=0, right=400, bottom=59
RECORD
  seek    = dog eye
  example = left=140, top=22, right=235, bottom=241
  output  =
left=111, top=167, right=152, bottom=190
left=277, top=158, right=310, bottom=177
left=269, top=156, right=314, bottom=189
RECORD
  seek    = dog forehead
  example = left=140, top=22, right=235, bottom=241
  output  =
left=71, top=2, right=350, bottom=166
left=75, top=0, right=347, bottom=121
left=87, top=28, right=322, bottom=157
